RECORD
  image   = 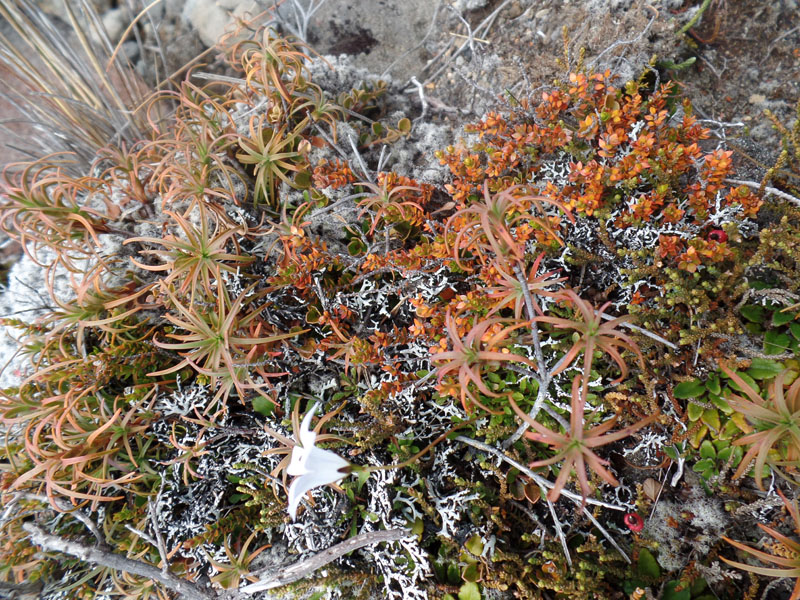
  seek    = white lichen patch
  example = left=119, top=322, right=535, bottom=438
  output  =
left=356, top=469, right=431, bottom=600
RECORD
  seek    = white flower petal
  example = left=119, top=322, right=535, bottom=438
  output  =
left=286, top=403, right=352, bottom=520
left=306, top=445, right=350, bottom=475
left=298, top=402, right=319, bottom=448
left=287, top=476, right=314, bottom=521
left=286, top=444, right=309, bottom=476
left=287, top=464, right=346, bottom=520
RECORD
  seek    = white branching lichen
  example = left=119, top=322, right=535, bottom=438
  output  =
left=361, top=469, right=431, bottom=600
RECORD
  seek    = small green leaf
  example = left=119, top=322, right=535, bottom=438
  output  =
left=398, top=117, right=412, bottom=133
left=663, top=446, right=680, bottom=461
left=294, top=170, right=311, bottom=188
left=709, top=394, right=732, bottom=414
left=690, top=424, right=709, bottom=448
left=462, top=563, right=480, bottom=583
left=687, top=402, right=704, bottom=421
left=411, top=518, right=424, bottom=536
left=790, top=322, right=800, bottom=340
left=674, top=380, right=706, bottom=399
left=447, top=563, right=461, bottom=585
left=693, top=458, right=715, bottom=472
left=253, top=396, right=275, bottom=417
left=765, top=330, right=792, bottom=355
left=712, top=439, right=730, bottom=452
left=356, top=468, right=371, bottom=492
left=306, top=305, right=322, bottom=323
left=465, top=534, right=484, bottom=556
left=458, top=582, right=481, bottom=600
left=701, top=408, right=721, bottom=432
left=658, top=56, right=696, bottom=70
left=348, top=239, right=365, bottom=256
left=636, top=548, right=661, bottom=579
left=699, top=440, right=716, bottom=460
left=745, top=321, right=764, bottom=335
left=662, top=580, right=691, bottom=600
left=747, top=358, right=785, bottom=380
left=740, top=305, right=765, bottom=323
left=705, top=375, right=721, bottom=395
left=690, top=577, right=708, bottom=596
left=773, top=310, right=798, bottom=326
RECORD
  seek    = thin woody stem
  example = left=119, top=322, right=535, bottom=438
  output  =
left=545, top=493, right=571, bottom=568
left=513, top=261, right=546, bottom=373
left=240, top=529, right=411, bottom=592
left=456, top=435, right=631, bottom=565
left=456, top=435, right=626, bottom=511
left=503, top=260, right=554, bottom=448
left=19, top=494, right=106, bottom=546
left=23, top=523, right=214, bottom=600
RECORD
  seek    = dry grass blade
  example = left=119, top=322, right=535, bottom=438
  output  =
left=722, top=490, right=800, bottom=600
left=0, top=0, right=155, bottom=168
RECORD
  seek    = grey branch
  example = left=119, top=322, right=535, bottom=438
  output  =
left=456, top=436, right=631, bottom=563
left=725, top=178, right=800, bottom=207
left=241, top=528, right=412, bottom=593
left=0, top=580, right=43, bottom=598
left=455, top=435, right=626, bottom=511
left=18, top=493, right=106, bottom=546
left=22, top=523, right=213, bottom=600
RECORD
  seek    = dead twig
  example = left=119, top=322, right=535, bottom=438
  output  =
left=241, top=528, right=411, bottom=592
left=22, top=522, right=214, bottom=600
left=724, top=178, right=800, bottom=207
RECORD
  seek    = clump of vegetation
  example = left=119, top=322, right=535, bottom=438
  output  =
left=1, top=4, right=800, bottom=600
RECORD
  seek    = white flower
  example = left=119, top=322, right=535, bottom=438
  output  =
left=287, top=402, right=351, bottom=520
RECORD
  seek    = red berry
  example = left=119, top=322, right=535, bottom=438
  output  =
left=624, top=512, right=644, bottom=532
left=708, top=229, right=727, bottom=243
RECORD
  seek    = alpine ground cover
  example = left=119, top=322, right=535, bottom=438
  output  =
left=1, top=5, right=800, bottom=600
